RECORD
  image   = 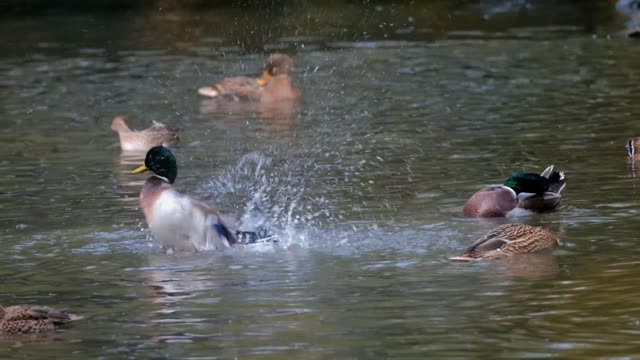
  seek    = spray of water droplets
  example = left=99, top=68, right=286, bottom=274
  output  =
left=199, top=151, right=341, bottom=248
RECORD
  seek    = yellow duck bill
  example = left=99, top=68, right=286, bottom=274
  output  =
left=256, top=71, right=271, bottom=86
left=132, top=164, right=149, bottom=174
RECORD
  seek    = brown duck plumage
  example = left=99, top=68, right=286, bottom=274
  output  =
left=0, top=305, right=74, bottom=334
left=449, top=223, right=559, bottom=261
left=111, top=116, right=180, bottom=153
left=462, top=185, right=519, bottom=218
left=198, top=54, right=301, bottom=103
left=462, top=165, right=566, bottom=218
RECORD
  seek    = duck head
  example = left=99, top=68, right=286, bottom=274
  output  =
left=132, top=146, right=178, bottom=184
left=257, top=54, right=294, bottom=87
left=503, top=172, right=550, bottom=195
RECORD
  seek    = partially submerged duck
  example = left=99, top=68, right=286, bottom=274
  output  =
left=111, top=116, right=179, bottom=153
left=132, top=146, right=269, bottom=253
left=449, top=223, right=559, bottom=261
left=198, top=54, right=301, bottom=103
left=0, top=305, right=75, bottom=334
left=626, top=137, right=640, bottom=160
left=462, top=165, right=566, bottom=217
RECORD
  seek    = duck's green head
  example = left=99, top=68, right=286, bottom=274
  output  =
left=503, top=172, right=549, bottom=195
left=132, top=146, right=177, bottom=184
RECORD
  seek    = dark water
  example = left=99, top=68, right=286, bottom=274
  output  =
left=3, top=1, right=640, bottom=358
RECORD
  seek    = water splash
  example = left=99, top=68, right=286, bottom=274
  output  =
left=200, top=152, right=340, bottom=249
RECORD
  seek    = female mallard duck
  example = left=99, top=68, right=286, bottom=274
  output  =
left=111, top=116, right=180, bottom=153
left=132, top=146, right=240, bottom=253
left=0, top=305, right=74, bottom=334
left=197, top=54, right=301, bottom=103
left=449, top=223, right=559, bottom=261
left=462, top=165, right=566, bottom=218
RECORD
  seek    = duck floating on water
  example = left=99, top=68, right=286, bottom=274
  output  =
left=111, top=116, right=180, bottom=153
left=462, top=165, right=566, bottom=218
left=198, top=54, right=301, bottom=103
left=626, top=138, right=640, bottom=160
left=132, top=146, right=269, bottom=253
left=0, top=305, right=75, bottom=334
left=450, top=223, right=559, bottom=261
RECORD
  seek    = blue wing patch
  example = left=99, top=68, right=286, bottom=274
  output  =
left=212, top=223, right=233, bottom=243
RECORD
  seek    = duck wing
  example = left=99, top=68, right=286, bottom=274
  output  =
left=190, top=198, right=239, bottom=248
left=462, top=224, right=520, bottom=254
left=199, top=76, right=262, bottom=101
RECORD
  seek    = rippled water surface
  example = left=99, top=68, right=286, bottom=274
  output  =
left=3, top=1, right=640, bottom=358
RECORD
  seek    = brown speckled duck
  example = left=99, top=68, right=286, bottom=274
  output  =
left=111, top=116, right=180, bottom=153
left=198, top=54, right=301, bottom=103
left=0, top=305, right=74, bottom=334
left=462, top=165, right=566, bottom=218
left=449, top=223, right=559, bottom=261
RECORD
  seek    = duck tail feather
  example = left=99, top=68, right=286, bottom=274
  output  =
left=449, top=255, right=476, bottom=262
left=198, top=86, right=220, bottom=98
left=547, top=170, right=566, bottom=194
left=540, top=165, right=555, bottom=178
left=235, top=227, right=275, bottom=245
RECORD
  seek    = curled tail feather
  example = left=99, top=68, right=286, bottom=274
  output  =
left=540, top=165, right=566, bottom=194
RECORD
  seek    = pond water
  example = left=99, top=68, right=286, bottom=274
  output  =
left=2, top=0, right=640, bottom=358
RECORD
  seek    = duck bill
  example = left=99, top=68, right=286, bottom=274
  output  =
left=256, top=71, right=272, bottom=86
left=132, top=164, right=149, bottom=174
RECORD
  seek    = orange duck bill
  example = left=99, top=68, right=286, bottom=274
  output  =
left=256, top=71, right=272, bottom=86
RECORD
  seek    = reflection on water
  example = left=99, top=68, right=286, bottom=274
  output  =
left=199, top=98, right=299, bottom=139
left=3, top=0, right=640, bottom=358
left=483, top=252, right=560, bottom=278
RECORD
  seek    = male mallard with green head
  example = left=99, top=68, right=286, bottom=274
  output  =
left=132, top=146, right=242, bottom=253
left=0, top=305, right=75, bottom=334
left=198, top=54, right=301, bottom=103
left=462, top=165, right=566, bottom=218
left=111, top=116, right=180, bottom=153
left=449, top=223, right=559, bottom=261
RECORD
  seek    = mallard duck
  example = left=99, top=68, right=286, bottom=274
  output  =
left=0, top=305, right=74, bottom=334
left=462, top=165, right=566, bottom=217
left=449, top=223, right=559, bottom=261
left=111, top=116, right=180, bottom=153
left=132, top=146, right=240, bottom=252
left=197, top=54, right=301, bottom=103
left=626, top=138, right=640, bottom=159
